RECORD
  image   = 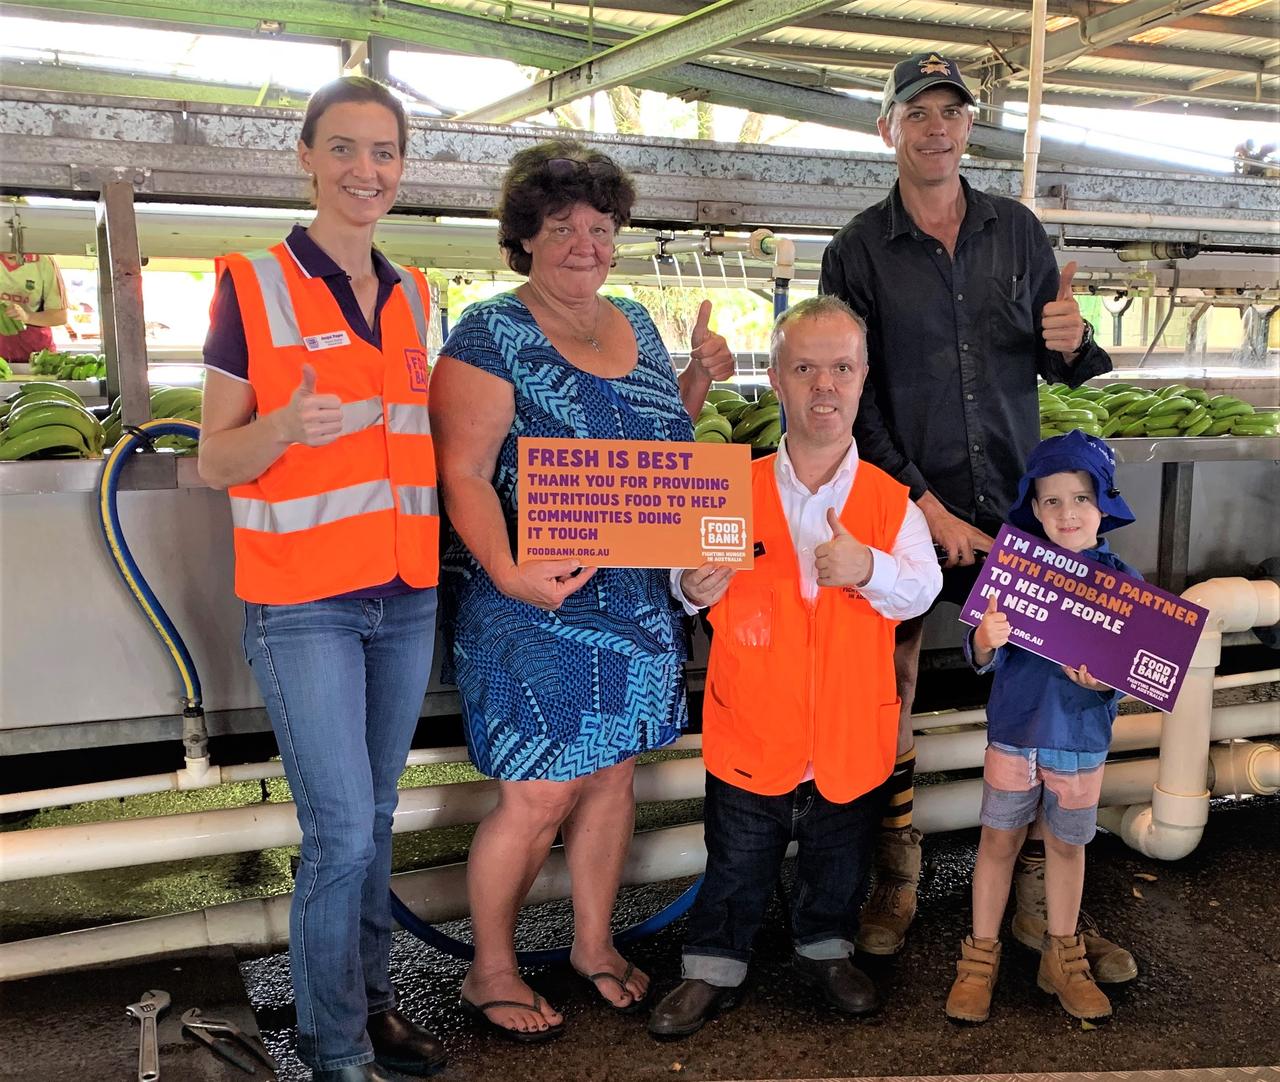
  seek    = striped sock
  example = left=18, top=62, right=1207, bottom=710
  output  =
left=881, top=746, right=916, bottom=831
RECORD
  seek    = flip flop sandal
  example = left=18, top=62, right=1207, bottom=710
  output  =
left=574, top=960, right=649, bottom=1016
left=459, top=994, right=566, bottom=1044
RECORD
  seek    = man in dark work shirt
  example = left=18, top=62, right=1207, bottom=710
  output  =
left=820, top=53, right=1137, bottom=988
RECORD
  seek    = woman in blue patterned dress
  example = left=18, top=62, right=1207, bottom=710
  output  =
left=429, top=140, right=735, bottom=1042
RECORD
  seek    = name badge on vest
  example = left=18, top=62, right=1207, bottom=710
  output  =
left=303, top=330, right=351, bottom=351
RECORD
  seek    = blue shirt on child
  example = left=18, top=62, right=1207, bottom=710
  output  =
left=964, top=539, right=1142, bottom=755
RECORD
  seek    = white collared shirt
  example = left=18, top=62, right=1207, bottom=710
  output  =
left=672, top=436, right=941, bottom=621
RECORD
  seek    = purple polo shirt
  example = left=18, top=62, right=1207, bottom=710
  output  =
left=203, top=225, right=415, bottom=601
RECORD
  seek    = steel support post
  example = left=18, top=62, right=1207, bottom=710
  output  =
left=1157, top=461, right=1195, bottom=594
left=96, top=182, right=150, bottom=427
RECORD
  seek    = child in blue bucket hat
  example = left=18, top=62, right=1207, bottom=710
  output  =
left=945, top=430, right=1140, bottom=1026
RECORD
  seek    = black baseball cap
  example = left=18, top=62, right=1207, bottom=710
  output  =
left=880, top=52, right=976, bottom=117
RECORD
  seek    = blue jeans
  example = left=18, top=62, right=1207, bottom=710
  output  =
left=243, top=590, right=437, bottom=1071
left=682, top=772, right=884, bottom=988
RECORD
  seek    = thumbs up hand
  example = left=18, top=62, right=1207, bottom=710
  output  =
left=973, top=592, right=1012, bottom=654
left=814, top=506, right=873, bottom=589
left=1041, top=259, right=1088, bottom=358
left=276, top=363, right=344, bottom=447
left=688, top=299, right=735, bottom=381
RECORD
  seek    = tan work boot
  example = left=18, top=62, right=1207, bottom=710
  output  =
left=1012, top=850, right=1138, bottom=983
left=855, top=826, right=923, bottom=955
left=1037, top=932, right=1113, bottom=1021
left=945, top=936, right=1001, bottom=1023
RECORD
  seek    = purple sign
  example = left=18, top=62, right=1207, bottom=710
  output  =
left=959, top=525, right=1208, bottom=711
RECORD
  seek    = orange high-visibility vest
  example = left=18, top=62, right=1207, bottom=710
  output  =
left=702, top=453, right=909, bottom=804
left=223, top=242, right=439, bottom=604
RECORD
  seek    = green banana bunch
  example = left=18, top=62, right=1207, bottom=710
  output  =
left=1040, top=381, right=1277, bottom=440
left=150, top=385, right=204, bottom=420
left=3, top=397, right=104, bottom=456
left=694, top=402, right=733, bottom=443
left=0, top=423, right=92, bottom=460
left=7, top=383, right=85, bottom=407
left=732, top=403, right=781, bottom=443
left=0, top=358, right=12, bottom=380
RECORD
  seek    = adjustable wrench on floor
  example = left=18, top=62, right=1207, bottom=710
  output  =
left=125, top=989, right=170, bottom=1082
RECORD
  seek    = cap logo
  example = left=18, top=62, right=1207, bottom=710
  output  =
left=918, top=54, right=952, bottom=76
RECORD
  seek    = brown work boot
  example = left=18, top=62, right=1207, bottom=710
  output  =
left=855, top=826, right=922, bottom=955
left=1037, top=933, right=1113, bottom=1021
left=1012, top=851, right=1138, bottom=983
left=945, top=935, right=1001, bottom=1024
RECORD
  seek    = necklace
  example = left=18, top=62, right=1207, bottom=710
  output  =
left=582, top=298, right=603, bottom=352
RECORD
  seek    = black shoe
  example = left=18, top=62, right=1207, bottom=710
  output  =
left=367, top=1008, right=447, bottom=1075
left=647, top=979, right=739, bottom=1039
left=793, top=954, right=881, bottom=1015
left=312, top=1062, right=402, bottom=1081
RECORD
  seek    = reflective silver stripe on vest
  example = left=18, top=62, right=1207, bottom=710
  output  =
left=342, top=396, right=385, bottom=436
left=391, top=263, right=429, bottom=343
left=398, top=485, right=439, bottom=517
left=246, top=253, right=304, bottom=349
left=386, top=402, right=432, bottom=435
left=231, top=479, right=394, bottom=535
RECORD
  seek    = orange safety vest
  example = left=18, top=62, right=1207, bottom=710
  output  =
left=702, top=453, right=909, bottom=804
left=223, top=242, right=439, bottom=604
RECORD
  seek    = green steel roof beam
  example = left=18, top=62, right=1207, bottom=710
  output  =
left=453, top=0, right=853, bottom=125
left=0, top=59, right=309, bottom=106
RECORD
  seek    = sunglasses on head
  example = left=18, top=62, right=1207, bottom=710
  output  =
left=543, top=156, right=620, bottom=179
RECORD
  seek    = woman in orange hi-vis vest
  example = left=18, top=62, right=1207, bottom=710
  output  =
left=198, top=78, right=444, bottom=1082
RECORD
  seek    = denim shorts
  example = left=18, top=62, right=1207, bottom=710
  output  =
left=980, top=742, right=1105, bottom=846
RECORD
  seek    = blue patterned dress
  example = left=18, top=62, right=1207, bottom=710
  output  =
left=440, top=292, right=693, bottom=781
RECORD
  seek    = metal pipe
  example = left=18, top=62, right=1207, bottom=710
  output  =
left=9, top=741, right=1280, bottom=981
left=1037, top=208, right=1280, bottom=237
left=613, top=229, right=776, bottom=261
left=1019, top=0, right=1048, bottom=208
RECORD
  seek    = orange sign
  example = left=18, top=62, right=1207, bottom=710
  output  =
left=517, top=437, right=754, bottom=569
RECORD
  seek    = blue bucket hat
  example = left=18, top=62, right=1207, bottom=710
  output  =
left=1008, top=429, right=1135, bottom=537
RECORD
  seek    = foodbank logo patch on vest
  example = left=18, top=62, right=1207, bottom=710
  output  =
left=404, top=347, right=429, bottom=393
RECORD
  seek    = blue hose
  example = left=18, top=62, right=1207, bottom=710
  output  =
left=98, top=422, right=701, bottom=962
left=389, top=877, right=702, bottom=966
left=98, top=419, right=204, bottom=707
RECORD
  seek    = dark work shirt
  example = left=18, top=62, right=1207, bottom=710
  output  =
left=202, top=224, right=413, bottom=602
left=820, top=177, right=1112, bottom=532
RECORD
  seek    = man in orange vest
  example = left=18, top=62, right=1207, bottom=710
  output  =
left=648, top=296, right=943, bottom=1039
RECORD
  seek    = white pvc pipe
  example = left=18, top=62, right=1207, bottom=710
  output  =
left=0, top=744, right=472, bottom=816
left=8, top=662, right=1273, bottom=817
left=0, top=822, right=708, bottom=982
left=909, top=668, right=1277, bottom=736
left=11, top=742, right=1279, bottom=982
left=1209, top=741, right=1280, bottom=797
left=1020, top=0, right=1048, bottom=208
left=1102, top=577, right=1280, bottom=861
left=0, top=754, right=707, bottom=882
left=1037, top=207, right=1280, bottom=237
left=5, top=699, right=1275, bottom=883
left=771, top=236, right=796, bottom=284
